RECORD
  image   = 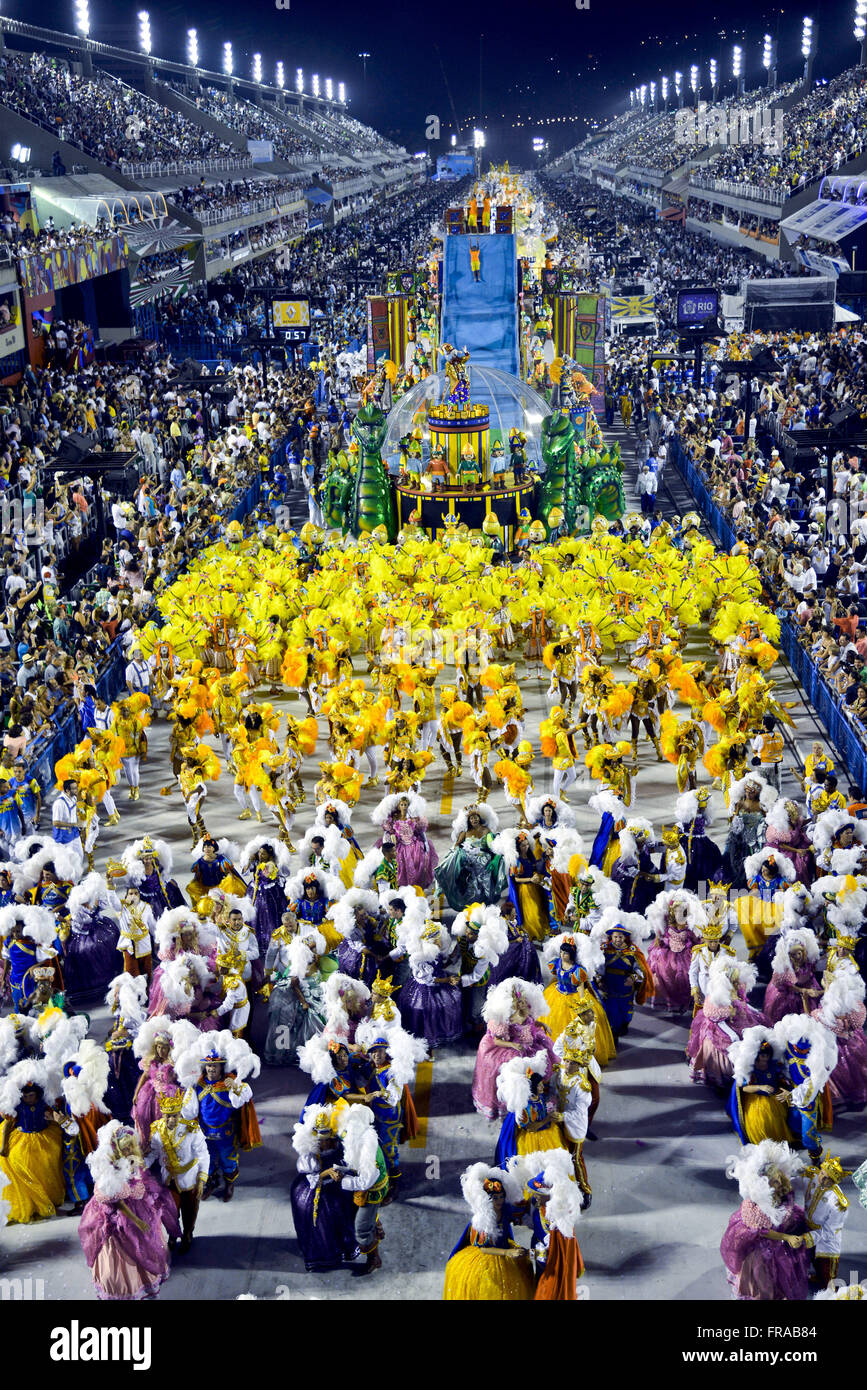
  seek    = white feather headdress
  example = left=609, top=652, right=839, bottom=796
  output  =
left=765, top=798, right=806, bottom=835
left=154, top=952, right=212, bottom=1013
left=491, top=827, right=537, bottom=873
left=105, top=973, right=148, bottom=1035
left=537, top=827, right=586, bottom=875
left=543, top=929, right=604, bottom=977
left=525, top=795, right=577, bottom=830
left=450, top=803, right=499, bottom=844
left=174, top=1028, right=260, bottom=1088
left=727, top=773, right=777, bottom=813
left=496, top=1047, right=549, bottom=1117
left=67, top=872, right=120, bottom=923
left=771, top=1014, right=838, bottom=1103
left=482, top=978, right=549, bottom=1026
left=352, top=847, right=391, bottom=891
left=0, top=1058, right=54, bottom=1115
left=284, top=864, right=343, bottom=905
left=371, top=791, right=430, bottom=826
left=588, top=790, right=628, bottom=822
left=121, top=837, right=174, bottom=882
left=292, top=1101, right=338, bottom=1160
left=780, top=883, right=819, bottom=931
left=154, top=906, right=216, bottom=960
left=591, top=905, right=655, bottom=949
left=815, top=968, right=866, bottom=1024
left=459, top=1162, right=515, bottom=1237
left=11, top=836, right=82, bottom=894
left=0, top=1013, right=37, bottom=1072
left=238, top=835, right=293, bottom=876
left=810, top=809, right=867, bottom=855
left=616, top=819, right=655, bottom=863
left=191, top=835, right=244, bottom=867
left=355, top=1017, right=428, bottom=1087
left=451, top=903, right=508, bottom=966
left=292, top=823, right=349, bottom=877
left=675, top=789, right=717, bottom=829
left=0, top=904, right=58, bottom=948
left=313, top=798, right=355, bottom=831
left=645, top=889, right=707, bottom=937
left=512, top=1147, right=583, bottom=1238
left=743, top=847, right=797, bottom=884
left=705, top=954, right=757, bottom=1007
left=132, top=1015, right=200, bottom=1063
left=323, top=972, right=371, bottom=1040
left=330, top=887, right=379, bottom=942
left=61, top=1038, right=110, bottom=1116
left=86, top=1120, right=143, bottom=1200
left=728, top=1025, right=784, bottom=1086
left=771, top=928, right=820, bottom=975
left=336, top=1103, right=379, bottom=1187
left=725, top=1140, right=804, bottom=1223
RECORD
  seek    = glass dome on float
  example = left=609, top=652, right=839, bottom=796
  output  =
left=382, top=367, right=552, bottom=471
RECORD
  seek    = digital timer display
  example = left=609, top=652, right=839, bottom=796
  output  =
left=677, top=288, right=719, bottom=328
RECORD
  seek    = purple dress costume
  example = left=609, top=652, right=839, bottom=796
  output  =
left=132, top=1060, right=176, bottom=1146
left=720, top=1195, right=812, bottom=1301
left=472, top=1019, right=555, bottom=1119
left=381, top=813, right=439, bottom=889
left=687, top=990, right=767, bottom=1087
left=764, top=820, right=814, bottom=886
left=251, top=863, right=288, bottom=955
left=401, top=951, right=463, bottom=1048
left=764, top=965, right=821, bottom=1024
left=79, top=1167, right=181, bottom=1300
left=488, top=919, right=543, bottom=989
left=137, top=868, right=186, bottom=919
left=62, top=907, right=121, bottom=1001
left=290, top=1153, right=358, bottom=1271
left=812, top=1000, right=867, bottom=1106
left=647, top=924, right=700, bottom=1012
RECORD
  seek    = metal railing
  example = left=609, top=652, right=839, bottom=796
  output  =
left=119, top=154, right=253, bottom=178
left=689, top=174, right=786, bottom=207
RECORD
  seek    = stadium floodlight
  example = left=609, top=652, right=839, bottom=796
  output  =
left=709, top=57, right=717, bottom=87
left=639, top=83, right=647, bottom=105
left=762, top=33, right=773, bottom=67
left=74, top=0, right=90, bottom=37
left=223, top=41, right=233, bottom=76
left=857, top=0, right=867, bottom=62
left=649, top=79, right=656, bottom=107
left=325, top=77, right=333, bottom=100
left=674, top=70, right=682, bottom=94
left=801, top=15, right=814, bottom=57
left=689, top=64, right=699, bottom=94
left=296, top=67, right=304, bottom=92
left=732, top=44, right=742, bottom=77
left=451, top=133, right=457, bottom=146
left=312, top=73, right=320, bottom=96
left=338, top=82, right=346, bottom=103
left=187, top=28, right=198, bottom=67
left=276, top=61, right=284, bottom=89
left=252, top=52, right=262, bottom=83
left=532, top=136, right=545, bottom=150
left=11, top=144, right=31, bottom=164
left=137, top=10, right=151, bottom=55
left=661, top=75, right=668, bottom=102
left=473, top=129, right=485, bottom=147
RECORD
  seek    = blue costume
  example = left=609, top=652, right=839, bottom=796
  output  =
left=784, top=1039, right=824, bottom=1154
left=0, top=783, right=23, bottom=842
left=191, top=1079, right=243, bottom=1185
left=9, top=774, right=40, bottom=830
left=58, top=1062, right=94, bottom=1206
left=598, top=943, right=644, bottom=1037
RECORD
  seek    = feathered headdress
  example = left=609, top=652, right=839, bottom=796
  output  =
left=61, top=1038, right=110, bottom=1116
left=814, top=967, right=866, bottom=1025
left=292, top=823, right=349, bottom=877
left=587, top=789, right=628, bottom=822
left=524, top=794, right=577, bottom=830
left=727, top=773, right=777, bottom=813
left=728, top=1025, right=784, bottom=1086
left=121, top=836, right=174, bottom=882
left=590, top=905, right=654, bottom=950
left=645, top=889, right=708, bottom=937
left=283, top=864, right=342, bottom=906
left=292, top=1101, right=338, bottom=1160
left=336, top=1103, right=380, bottom=1187
left=616, top=819, right=655, bottom=864
left=743, top=847, right=796, bottom=884
left=0, top=1058, right=54, bottom=1115
left=355, top=1017, right=428, bottom=1087
left=174, top=1028, right=260, bottom=1089
left=0, top=904, right=58, bottom=949
left=156, top=952, right=213, bottom=1013
left=449, top=803, right=499, bottom=844
left=810, top=809, right=867, bottom=855
left=154, top=906, right=216, bottom=960
left=543, top=930, right=605, bottom=977
left=67, top=872, right=120, bottom=924
left=765, top=798, right=806, bottom=835
left=132, top=1016, right=200, bottom=1063
left=725, top=1139, right=804, bottom=1223
left=105, top=972, right=148, bottom=1036
left=370, top=791, right=430, bottom=826
left=675, top=788, right=717, bottom=829
left=516, top=1147, right=583, bottom=1238
left=771, top=1014, right=838, bottom=1103
left=313, top=798, right=355, bottom=831
left=459, top=1162, right=520, bottom=1237
left=705, top=954, right=757, bottom=1007
left=238, top=835, right=293, bottom=876
left=771, top=928, right=820, bottom=975
left=86, top=1120, right=143, bottom=1200
left=496, top=1048, right=550, bottom=1117
left=482, top=977, right=550, bottom=1027
left=329, top=887, right=380, bottom=943
left=322, top=971, right=371, bottom=1041
left=11, top=835, right=83, bottom=895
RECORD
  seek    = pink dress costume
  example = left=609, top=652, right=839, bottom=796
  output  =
left=381, top=812, right=439, bottom=889
left=79, top=1168, right=180, bottom=1300
left=647, top=923, right=701, bottom=1012
left=687, top=989, right=767, bottom=1088
left=472, top=1019, right=555, bottom=1120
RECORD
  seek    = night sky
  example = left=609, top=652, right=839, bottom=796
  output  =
left=9, top=0, right=864, bottom=159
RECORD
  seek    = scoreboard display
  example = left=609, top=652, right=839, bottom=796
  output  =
left=677, top=288, right=719, bottom=329
left=271, top=297, right=311, bottom=340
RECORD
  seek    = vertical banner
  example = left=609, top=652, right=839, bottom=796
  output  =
left=366, top=295, right=389, bottom=371
left=387, top=294, right=411, bottom=370
left=552, top=294, right=577, bottom=358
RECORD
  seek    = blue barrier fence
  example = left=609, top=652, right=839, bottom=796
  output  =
left=670, top=434, right=867, bottom=789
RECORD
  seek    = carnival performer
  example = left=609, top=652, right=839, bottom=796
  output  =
left=453, top=902, right=509, bottom=1037
left=591, top=912, right=654, bottom=1039
left=371, top=792, right=438, bottom=889
left=801, top=1153, right=853, bottom=1289
left=526, top=795, right=583, bottom=929
left=62, top=874, right=121, bottom=1002
left=610, top=818, right=665, bottom=914
left=523, top=1149, right=586, bottom=1296
left=811, top=965, right=867, bottom=1109
left=331, top=1102, right=390, bottom=1276
left=764, top=930, right=823, bottom=1024
left=0, top=906, right=61, bottom=1012
left=675, top=789, right=723, bottom=892
left=0, top=1061, right=65, bottom=1224
left=175, top=1031, right=261, bottom=1201
left=646, top=890, right=707, bottom=1014
left=542, top=933, right=615, bottom=1065
left=79, top=1120, right=181, bottom=1300
left=147, top=1086, right=210, bottom=1255
left=187, top=836, right=249, bottom=911
left=724, top=774, right=776, bottom=889
left=114, top=697, right=149, bottom=802
left=114, top=883, right=156, bottom=981
left=401, top=920, right=463, bottom=1049
left=240, top=838, right=292, bottom=956
left=121, top=837, right=186, bottom=919
left=290, top=1104, right=360, bottom=1273
left=764, top=798, right=814, bottom=885
left=470, top=976, right=552, bottom=1119
left=354, top=1020, right=423, bottom=1198
left=720, top=1140, right=813, bottom=1300
left=435, top=804, right=506, bottom=911
left=727, top=1029, right=795, bottom=1145
left=687, top=956, right=766, bottom=1089
left=57, top=1040, right=111, bottom=1215
left=443, top=1161, right=535, bottom=1301
left=131, top=1017, right=199, bottom=1147
left=770, top=1016, right=836, bottom=1160
left=495, top=1050, right=569, bottom=1166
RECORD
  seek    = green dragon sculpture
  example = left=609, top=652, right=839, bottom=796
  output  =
left=538, top=410, right=577, bottom=536
left=349, top=403, right=397, bottom=541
